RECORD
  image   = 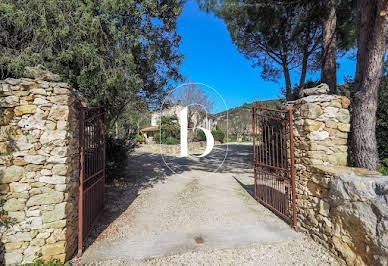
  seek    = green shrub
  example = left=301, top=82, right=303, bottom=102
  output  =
left=165, top=137, right=179, bottom=145
left=154, top=115, right=180, bottom=145
left=211, top=129, right=225, bottom=143
left=242, top=135, right=251, bottom=142
left=135, top=134, right=146, bottom=142
left=105, top=136, right=133, bottom=182
left=197, top=129, right=206, bottom=141
left=225, top=136, right=237, bottom=142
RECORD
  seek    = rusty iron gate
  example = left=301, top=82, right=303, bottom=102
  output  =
left=78, top=106, right=105, bottom=255
left=252, top=102, right=297, bottom=229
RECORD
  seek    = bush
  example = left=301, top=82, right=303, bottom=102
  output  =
left=105, top=136, right=133, bottom=182
left=165, top=137, right=179, bottom=145
left=196, top=129, right=206, bottom=141
left=225, top=135, right=237, bottom=142
left=211, top=129, right=225, bottom=143
left=242, top=135, right=251, bottom=142
left=135, top=134, right=146, bottom=142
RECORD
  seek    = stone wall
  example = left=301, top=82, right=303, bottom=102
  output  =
left=0, top=71, right=81, bottom=264
left=137, top=141, right=208, bottom=155
left=290, top=84, right=388, bottom=265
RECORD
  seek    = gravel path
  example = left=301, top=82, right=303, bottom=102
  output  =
left=72, top=144, right=338, bottom=265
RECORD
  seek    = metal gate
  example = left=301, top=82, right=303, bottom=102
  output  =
left=78, top=106, right=105, bottom=255
left=252, top=102, right=297, bottom=229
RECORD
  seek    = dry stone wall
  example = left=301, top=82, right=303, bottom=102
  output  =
left=0, top=72, right=81, bottom=264
left=290, top=84, right=388, bottom=265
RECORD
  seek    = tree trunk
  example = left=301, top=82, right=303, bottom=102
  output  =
left=283, top=64, right=292, bottom=100
left=352, top=0, right=388, bottom=170
left=300, top=49, right=308, bottom=87
left=321, top=0, right=337, bottom=93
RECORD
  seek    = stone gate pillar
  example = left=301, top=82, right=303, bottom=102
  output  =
left=0, top=66, right=81, bottom=264
left=287, top=84, right=351, bottom=228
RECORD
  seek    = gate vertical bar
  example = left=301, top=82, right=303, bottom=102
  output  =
left=78, top=106, right=85, bottom=256
left=287, top=106, right=297, bottom=230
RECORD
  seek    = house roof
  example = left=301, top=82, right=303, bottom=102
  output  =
left=141, top=126, right=159, bottom=132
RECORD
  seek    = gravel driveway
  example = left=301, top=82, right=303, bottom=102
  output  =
left=73, top=144, right=338, bottom=265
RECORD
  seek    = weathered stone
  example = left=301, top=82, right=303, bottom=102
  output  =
left=40, top=130, right=67, bottom=144
left=14, top=104, right=37, bottom=116
left=47, top=156, right=68, bottom=164
left=30, top=88, right=47, bottom=96
left=304, top=119, right=324, bottom=132
left=10, top=182, right=30, bottom=192
left=24, top=65, right=61, bottom=81
left=39, top=175, right=67, bottom=185
left=328, top=153, right=347, bottom=166
left=52, top=164, right=68, bottom=176
left=0, top=165, right=24, bottom=183
left=0, top=108, right=14, bottom=125
left=5, top=242, right=23, bottom=251
left=324, top=106, right=339, bottom=117
left=51, top=147, right=70, bottom=157
left=31, top=238, right=45, bottom=246
left=0, top=141, right=9, bottom=153
left=325, top=119, right=337, bottom=128
left=337, top=123, right=350, bottom=132
left=308, top=131, right=329, bottom=141
left=340, top=96, right=350, bottom=108
left=41, top=241, right=66, bottom=256
left=0, top=183, right=10, bottom=193
left=36, top=231, right=51, bottom=239
left=26, top=191, right=64, bottom=206
left=330, top=99, right=342, bottom=108
left=17, top=107, right=47, bottom=130
left=8, top=211, right=26, bottom=222
left=0, top=125, right=21, bottom=141
left=24, top=154, right=46, bottom=164
left=49, top=95, right=73, bottom=105
left=42, top=202, right=73, bottom=223
left=48, top=105, right=69, bottom=121
left=302, top=83, right=329, bottom=96
left=53, top=87, right=71, bottom=95
left=4, top=78, right=20, bottom=85
left=44, top=219, right=66, bottom=229
left=300, top=103, right=323, bottom=119
left=26, top=208, right=41, bottom=217
left=4, top=251, right=23, bottom=265
left=336, top=109, right=350, bottom=123
left=5, top=95, right=19, bottom=105
left=8, top=232, right=32, bottom=242
left=33, top=97, right=50, bottom=105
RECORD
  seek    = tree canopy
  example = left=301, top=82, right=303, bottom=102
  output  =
left=0, top=0, right=184, bottom=126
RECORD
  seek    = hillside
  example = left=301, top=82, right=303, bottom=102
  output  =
left=214, top=99, right=284, bottom=137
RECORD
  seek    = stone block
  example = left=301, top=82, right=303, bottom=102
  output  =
left=0, top=108, right=14, bottom=125
left=41, top=241, right=66, bottom=256
left=340, top=96, right=350, bottom=108
left=337, top=123, right=350, bottom=132
left=26, top=191, right=64, bottom=206
left=0, top=166, right=24, bottom=183
left=14, top=104, right=37, bottom=116
left=48, top=105, right=69, bottom=121
left=10, top=182, right=31, bottom=192
left=300, top=103, right=323, bottom=119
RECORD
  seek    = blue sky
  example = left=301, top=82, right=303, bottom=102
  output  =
left=176, top=0, right=357, bottom=113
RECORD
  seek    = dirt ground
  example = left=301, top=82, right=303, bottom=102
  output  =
left=71, top=144, right=338, bottom=265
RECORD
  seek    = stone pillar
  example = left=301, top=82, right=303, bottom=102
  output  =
left=288, top=84, right=350, bottom=229
left=0, top=68, right=80, bottom=264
